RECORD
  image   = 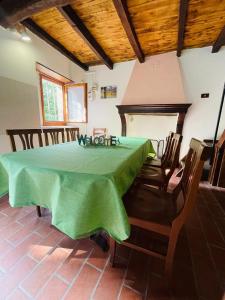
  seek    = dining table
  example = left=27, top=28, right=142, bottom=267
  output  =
left=0, top=137, right=154, bottom=243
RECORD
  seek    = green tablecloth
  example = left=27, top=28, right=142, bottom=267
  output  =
left=0, top=137, right=154, bottom=242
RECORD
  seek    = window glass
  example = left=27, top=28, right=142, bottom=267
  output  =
left=67, top=85, right=86, bottom=122
left=42, top=78, right=64, bottom=122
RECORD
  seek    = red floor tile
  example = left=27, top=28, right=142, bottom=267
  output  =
left=64, top=264, right=100, bottom=300
left=7, top=288, right=30, bottom=300
left=0, top=221, right=23, bottom=240
left=0, top=232, right=41, bottom=271
left=93, top=263, right=125, bottom=300
left=124, top=250, right=148, bottom=295
left=0, top=256, right=36, bottom=298
left=36, top=275, right=68, bottom=300
left=29, top=229, right=65, bottom=261
left=21, top=247, right=69, bottom=297
left=87, top=245, right=109, bottom=270
left=57, top=239, right=93, bottom=283
left=120, top=286, right=142, bottom=299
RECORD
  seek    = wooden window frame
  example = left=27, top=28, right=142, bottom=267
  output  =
left=39, top=73, right=67, bottom=126
left=38, top=64, right=88, bottom=126
left=64, top=82, right=88, bottom=124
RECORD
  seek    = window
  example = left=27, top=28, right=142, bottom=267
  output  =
left=37, top=63, right=87, bottom=126
left=66, top=84, right=87, bottom=123
left=41, top=75, right=65, bottom=124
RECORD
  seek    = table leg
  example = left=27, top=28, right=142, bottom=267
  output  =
left=90, top=232, right=109, bottom=252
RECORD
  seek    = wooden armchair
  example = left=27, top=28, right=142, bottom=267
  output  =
left=137, top=133, right=182, bottom=190
left=209, top=130, right=225, bottom=187
left=110, top=138, right=210, bottom=282
left=6, top=129, right=43, bottom=217
left=65, top=128, right=79, bottom=142
left=93, top=128, right=107, bottom=137
left=42, top=128, right=65, bottom=146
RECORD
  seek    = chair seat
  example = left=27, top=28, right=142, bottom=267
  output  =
left=144, top=157, right=162, bottom=167
left=137, top=166, right=165, bottom=186
left=124, top=185, right=177, bottom=226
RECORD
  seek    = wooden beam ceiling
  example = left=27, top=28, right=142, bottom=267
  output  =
left=21, top=18, right=88, bottom=71
left=0, top=0, right=72, bottom=27
left=212, top=25, right=225, bottom=53
left=177, top=0, right=189, bottom=57
left=112, top=0, right=145, bottom=63
left=58, top=5, right=113, bottom=70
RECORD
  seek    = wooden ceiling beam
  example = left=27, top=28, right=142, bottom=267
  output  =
left=21, top=18, right=88, bottom=71
left=112, top=0, right=144, bottom=63
left=58, top=5, right=113, bottom=70
left=177, top=0, right=189, bottom=57
left=0, top=0, right=72, bottom=27
left=212, top=25, right=225, bottom=53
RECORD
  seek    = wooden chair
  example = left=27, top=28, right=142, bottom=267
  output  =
left=145, top=132, right=174, bottom=168
left=110, top=138, right=210, bottom=282
left=42, top=128, right=65, bottom=146
left=137, top=133, right=182, bottom=190
left=209, top=130, right=225, bottom=187
left=65, top=128, right=79, bottom=142
left=6, top=129, right=43, bottom=152
left=6, top=129, right=43, bottom=217
left=93, top=128, right=107, bottom=137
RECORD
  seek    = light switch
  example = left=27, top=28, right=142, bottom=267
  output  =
left=201, top=93, right=209, bottom=98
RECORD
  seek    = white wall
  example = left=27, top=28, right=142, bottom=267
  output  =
left=0, top=26, right=85, bottom=153
left=85, top=61, right=135, bottom=136
left=180, top=46, right=225, bottom=156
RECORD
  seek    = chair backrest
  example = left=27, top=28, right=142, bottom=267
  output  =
left=164, top=133, right=183, bottom=177
left=42, top=128, right=65, bottom=146
left=209, top=129, right=225, bottom=185
left=6, top=129, right=43, bottom=152
left=173, top=138, right=210, bottom=228
left=93, top=128, right=107, bottom=137
left=65, top=128, right=79, bottom=142
left=161, top=132, right=174, bottom=165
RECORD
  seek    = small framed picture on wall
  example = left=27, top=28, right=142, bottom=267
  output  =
left=100, top=85, right=117, bottom=99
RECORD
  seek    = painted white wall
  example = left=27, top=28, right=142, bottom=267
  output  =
left=180, top=46, right=225, bottom=156
left=85, top=61, right=135, bottom=136
left=0, top=26, right=85, bottom=153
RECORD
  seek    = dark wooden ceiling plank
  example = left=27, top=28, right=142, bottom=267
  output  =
left=58, top=5, right=113, bottom=70
left=177, top=0, right=189, bottom=57
left=212, top=25, right=225, bottom=53
left=21, top=18, right=88, bottom=71
left=0, top=0, right=72, bottom=27
left=112, top=0, right=144, bottom=63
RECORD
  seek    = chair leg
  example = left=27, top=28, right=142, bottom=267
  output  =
left=36, top=205, right=42, bottom=217
left=164, top=230, right=179, bottom=285
left=109, top=237, right=117, bottom=267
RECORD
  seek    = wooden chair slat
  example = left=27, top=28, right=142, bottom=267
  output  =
left=209, top=130, right=225, bottom=187
left=65, top=128, right=79, bottom=142
left=138, top=133, right=183, bottom=190
left=42, top=128, right=65, bottom=146
left=6, top=129, right=43, bottom=152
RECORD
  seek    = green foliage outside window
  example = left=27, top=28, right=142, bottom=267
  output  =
left=42, top=78, right=64, bottom=121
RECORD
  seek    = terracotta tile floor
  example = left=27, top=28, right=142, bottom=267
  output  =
left=0, top=182, right=224, bottom=300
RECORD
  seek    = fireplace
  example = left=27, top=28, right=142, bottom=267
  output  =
left=116, top=104, right=191, bottom=137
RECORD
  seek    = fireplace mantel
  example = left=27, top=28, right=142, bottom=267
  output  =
left=116, top=103, right=192, bottom=136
